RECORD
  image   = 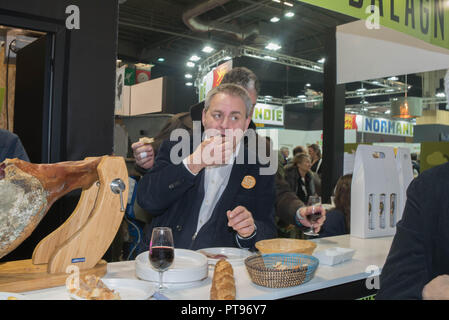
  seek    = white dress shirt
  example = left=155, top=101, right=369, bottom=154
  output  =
left=182, top=142, right=240, bottom=233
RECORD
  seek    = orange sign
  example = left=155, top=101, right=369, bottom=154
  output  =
left=345, top=114, right=358, bottom=130
left=213, top=60, right=232, bottom=88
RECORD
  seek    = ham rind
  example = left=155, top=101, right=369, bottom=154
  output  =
left=0, top=158, right=102, bottom=259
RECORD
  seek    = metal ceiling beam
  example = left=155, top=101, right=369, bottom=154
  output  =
left=118, top=19, right=242, bottom=47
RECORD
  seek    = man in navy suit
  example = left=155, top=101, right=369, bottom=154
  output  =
left=136, top=83, right=277, bottom=250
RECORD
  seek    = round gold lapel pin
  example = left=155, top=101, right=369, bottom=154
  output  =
left=241, top=175, right=256, bottom=189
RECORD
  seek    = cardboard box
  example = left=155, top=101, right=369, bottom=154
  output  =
left=350, top=145, right=402, bottom=238
left=129, top=77, right=165, bottom=115
left=115, top=85, right=131, bottom=116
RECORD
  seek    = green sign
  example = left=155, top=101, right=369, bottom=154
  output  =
left=420, top=141, right=449, bottom=172
left=297, top=0, right=449, bottom=51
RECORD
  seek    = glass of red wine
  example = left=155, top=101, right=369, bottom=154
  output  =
left=304, top=195, right=322, bottom=237
left=149, top=227, right=174, bottom=292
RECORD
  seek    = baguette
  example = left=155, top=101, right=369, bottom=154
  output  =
left=139, top=137, right=154, bottom=144
left=210, top=259, right=236, bottom=300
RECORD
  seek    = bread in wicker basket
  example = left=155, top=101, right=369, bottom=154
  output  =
left=255, top=238, right=317, bottom=255
left=244, top=253, right=319, bottom=288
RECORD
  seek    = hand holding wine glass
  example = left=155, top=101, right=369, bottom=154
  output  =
left=304, top=195, right=323, bottom=237
left=149, top=227, right=174, bottom=292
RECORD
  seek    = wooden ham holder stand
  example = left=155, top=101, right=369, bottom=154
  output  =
left=0, top=156, right=129, bottom=292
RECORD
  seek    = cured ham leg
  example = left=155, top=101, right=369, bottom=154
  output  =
left=0, top=157, right=102, bottom=259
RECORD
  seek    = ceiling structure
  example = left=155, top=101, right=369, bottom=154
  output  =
left=117, top=0, right=446, bottom=118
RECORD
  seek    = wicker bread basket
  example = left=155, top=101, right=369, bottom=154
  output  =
left=244, top=253, right=319, bottom=288
left=255, top=238, right=317, bottom=255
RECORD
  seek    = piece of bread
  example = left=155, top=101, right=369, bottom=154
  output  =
left=210, top=259, right=236, bottom=300
left=69, top=275, right=121, bottom=300
left=139, top=137, right=154, bottom=144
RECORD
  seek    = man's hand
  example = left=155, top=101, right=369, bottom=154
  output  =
left=422, top=275, right=449, bottom=300
left=131, top=141, right=155, bottom=170
left=227, top=206, right=255, bottom=238
left=297, top=205, right=326, bottom=233
left=186, top=136, right=234, bottom=174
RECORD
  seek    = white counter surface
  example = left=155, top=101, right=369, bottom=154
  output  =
left=20, top=235, right=393, bottom=300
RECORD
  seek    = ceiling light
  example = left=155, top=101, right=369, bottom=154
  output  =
left=385, top=110, right=391, bottom=114
left=317, top=58, right=325, bottom=63
left=297, top=95, right=306, bottom=98
left=202, top=46, right=214, bottom=53
left=388, top=76, right=399, bottom=81
left=356, top=88, right=367, bottom=93
left=270, top=17, right=280, bottom=23
left=272, top=0, right=281, bottom=2
left=386, top=89, right=395, bottom=92
left=185, top=82, right=193, bottom=86
left=284, top=12, right=295, bottom=18
left=186, top=61, right=195, bottom=67
left=263, top=55, right=277, bottom=60
left=372, top=80, right=380, bottom=85
left=305, top=83, right=311, bottom=87
left=284, top=1, right=293, bottom=7
left=189, top=55, right=201, bottom=62
left=265, top=42, right=282, bottom=51
left=185, top=74, right=192, bottom=79
left=157, top=57, right=165, bottom=62
left=436, top=92, right=446, bottom=98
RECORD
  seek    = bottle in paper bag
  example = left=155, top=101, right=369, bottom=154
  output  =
left=368, top=194, right=375, bottom=230
left=379, top=194, right=386, bottom=229
left=390, top=193, right=396, bottom=228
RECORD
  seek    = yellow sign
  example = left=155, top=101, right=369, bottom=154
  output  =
left=253, top=103, right=284, bottom=126
left=297, top=0, right=449, bottom=50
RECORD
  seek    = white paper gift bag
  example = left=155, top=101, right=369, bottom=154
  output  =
left=351, top=145, right=401, bottom=238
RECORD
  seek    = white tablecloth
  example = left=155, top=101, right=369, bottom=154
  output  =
left=20, top=235, right=393, bottom=300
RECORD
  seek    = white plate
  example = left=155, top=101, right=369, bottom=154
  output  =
left=0, top=292, right=26, bottom=300
left=135, top=248, right=208, bottom=283
left=197, top=247, right=255, bottom=266
left=70, top=278, right=155, bottom=300
left=313, top=247, right=356, bottom=266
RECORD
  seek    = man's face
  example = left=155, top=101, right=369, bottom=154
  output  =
left=202, top=92, right=251, bottom=137
left=308, top=147, right=315, bottom=158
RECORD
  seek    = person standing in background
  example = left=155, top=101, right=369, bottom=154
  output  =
left=285, top=153, right=316, bottom=204
left=308, top=144, right=322, bottom=178
left=279, top=146, right=290, bottom=166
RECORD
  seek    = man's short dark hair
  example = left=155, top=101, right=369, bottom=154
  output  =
left=293, top=146, right=306, bottom=156
left=222, top=67, right=260, bottom=94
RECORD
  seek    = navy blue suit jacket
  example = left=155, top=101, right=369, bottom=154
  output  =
left=377, top=162, right=449, bottom=299
left=137, top=137, right=277, bottom=251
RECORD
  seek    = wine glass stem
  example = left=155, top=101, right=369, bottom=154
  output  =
left=158, top=271, right=163, bottom=291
